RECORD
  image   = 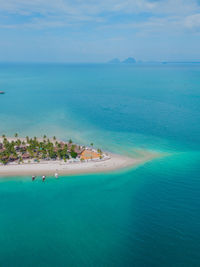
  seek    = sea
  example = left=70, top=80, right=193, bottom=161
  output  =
left=0, top=63, right=200, bottom=266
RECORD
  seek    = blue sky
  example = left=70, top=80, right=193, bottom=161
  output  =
left=0, top=0, right=200, bottom=62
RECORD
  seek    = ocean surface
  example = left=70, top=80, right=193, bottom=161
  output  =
left=0, top=63, right=200, bottom=266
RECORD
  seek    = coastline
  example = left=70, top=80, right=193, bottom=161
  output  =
left=0, top=151, right=159, bottom=177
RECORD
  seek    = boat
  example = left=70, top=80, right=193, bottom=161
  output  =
left=55, top=172, right=59, bottom=178
left=0, top=91, right=5, bottom=94
left=42, top=175, right=46, bottom=182
left=32, top=175, right=36, bottom=181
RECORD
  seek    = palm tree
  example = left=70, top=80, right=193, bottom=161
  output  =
left=26, top=136, right=29, bottom=143
left=16, top=139, right=21, bottom=146
left=2, top=134, right=5, bottom=138
left=3, top=138, right=8, bottom=146
left=15, top=133, right=18, bottom=138
left=43, top=135, right=47, bottom=139
left=97, top=148, right=102, bottom=154
left=90, top=143, right=94, bottom=147
left=71, top=144, right=75, bottom=151
left=53, top=136, right=56, bottom=141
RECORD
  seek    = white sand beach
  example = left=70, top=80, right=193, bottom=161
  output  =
left=0, top=152, right=158, bottom=177
left=0, top=136, right=160, bottom=177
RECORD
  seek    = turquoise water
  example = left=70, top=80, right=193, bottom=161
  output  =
left=0, top=63, right=200, bottom=266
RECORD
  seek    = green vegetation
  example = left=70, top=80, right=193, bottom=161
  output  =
left=97, top=148, right=102, bottom=154
left=0, top=135, right=84, bottom=165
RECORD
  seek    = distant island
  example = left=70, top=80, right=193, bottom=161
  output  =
left=0, top=134, right=157, bottom=177
left=108, top=57, right=136, bottom=64
left=122, top=57, right=136, bottom=64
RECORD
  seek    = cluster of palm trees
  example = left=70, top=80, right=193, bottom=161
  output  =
left=0, top=134, right=80, bottom=165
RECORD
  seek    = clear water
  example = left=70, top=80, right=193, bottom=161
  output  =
left=0, top=63, right=200, bottom=266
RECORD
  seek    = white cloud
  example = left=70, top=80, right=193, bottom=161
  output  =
left=0, top=0, right=157, bottom=15
left=0, top=0, right=200, bottom=31
left=184, top=13, right=200, bottom=30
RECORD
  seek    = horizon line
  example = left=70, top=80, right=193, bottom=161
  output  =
left=0, top=61, right=200, bottom=64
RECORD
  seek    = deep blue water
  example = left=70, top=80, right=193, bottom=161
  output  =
left=0, top=63, right=200, bottom=266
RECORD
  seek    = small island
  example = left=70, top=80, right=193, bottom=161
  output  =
left=108, top=57, right=136, bottom=64
left=0, top=134, right=158, bottom=177
left=122, top=57, right=136, bottom=64
left=0, top=134, right=104, bottom=165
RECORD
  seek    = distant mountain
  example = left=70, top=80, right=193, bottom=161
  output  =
left=108, top=58, right=120, bottom=64
left=107, top=57, right=137, bottom=64
left=122, top=57, right=136, bottom=64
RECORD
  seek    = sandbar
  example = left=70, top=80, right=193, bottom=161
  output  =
left=0, top=151, right=159, bottom=177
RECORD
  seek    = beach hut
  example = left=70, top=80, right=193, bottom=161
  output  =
left=14, top=145, right=26, bottom=152
left=9, top=154, right=18, bottom=162
left=1, top=155, right=9, bottom=161
left=20, top=145, right=27, bottom=151
left=74, top=146, right=85, bottom=157
left=22, top=153, right=30, bottom=160
left=60, top=142, right=66, bottom=149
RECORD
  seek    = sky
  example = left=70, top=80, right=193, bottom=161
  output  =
left=0, top=0, right=200, bottom=62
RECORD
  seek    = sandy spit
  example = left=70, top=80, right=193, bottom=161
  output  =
left=0, top=152, right=159, bottom=178
left=0, top=137, right=160, bottom=177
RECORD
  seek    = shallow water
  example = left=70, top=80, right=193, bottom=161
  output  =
left=0, top=63, right=200, bottom=266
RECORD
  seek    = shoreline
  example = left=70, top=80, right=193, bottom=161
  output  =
left=0, top=136, right=161, bottom=177
left=0, top=151, right=159, bottom=177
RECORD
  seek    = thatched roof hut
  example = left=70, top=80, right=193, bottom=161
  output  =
left=15, top=145, right=27, bottom=152
left=22, top=153, right=30, bottom=159
left=74, top=146, right=85, bottom=156
left=9, top=154, right=18, bottom=161
left=1, top=155, right=9, bottom=160
left=60, top=142, right=66, bottom=149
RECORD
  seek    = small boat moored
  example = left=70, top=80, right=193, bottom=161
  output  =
left=42, top=175, right=46, bottom=182
left=0, top=91, right=5, bottom=94
left=55, top=172, right=59, bottom=178
left=32, top=175, right=36, bottom=181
